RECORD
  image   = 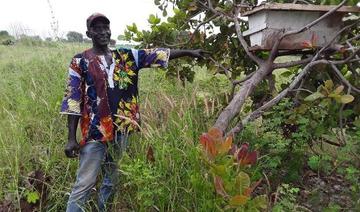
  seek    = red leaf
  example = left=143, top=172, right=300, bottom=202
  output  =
left=301, top=40, right=312, bottom=48
left=208, top=127, right=223, bottom=140
left=237, top=143, right=249, bottom=161
left=200, top=134, right=217, bottom=157
left=146, top=145, right=155, bottom=163
left=214, top=176, right=228, bottom=197
left=240, top=151, right=258, bottom=166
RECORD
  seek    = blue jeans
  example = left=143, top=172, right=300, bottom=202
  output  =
left=66, top=133, right=128, bottom=212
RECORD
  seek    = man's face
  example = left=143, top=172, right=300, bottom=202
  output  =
left=87, top=18, right=111, bottom=47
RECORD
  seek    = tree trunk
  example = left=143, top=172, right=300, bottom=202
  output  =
left=213, top=61, right=274, bottom=132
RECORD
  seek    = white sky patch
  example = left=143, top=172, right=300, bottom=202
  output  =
left=0, top=0, right=163, bottom=39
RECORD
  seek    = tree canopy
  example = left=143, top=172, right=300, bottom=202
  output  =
left=66, top=31, right=84, bottom=43
left=124, top=0, right=359, bottom=136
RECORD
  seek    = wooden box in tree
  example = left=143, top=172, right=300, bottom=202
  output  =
left=242, top=3, right=360, bottom=51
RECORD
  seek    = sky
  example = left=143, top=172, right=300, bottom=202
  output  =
left=0, top=0, right=163, bottom=40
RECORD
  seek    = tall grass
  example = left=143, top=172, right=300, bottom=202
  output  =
left=0, top=43, right=228, bottom=211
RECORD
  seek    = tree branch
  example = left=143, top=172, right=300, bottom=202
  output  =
left=273, top=57, right=314, bottom=69
left=227, top=19, right=356, bottom=135
left=232, top=72, right=255, bottom=85
left=228, top=59, right=324, bottom=135
left=208, top=56, right=233, bottom=80
left=197, top=0, right=233, bottom=19
left=233, top=7, right=264, bottom=65
left=330, top=63, right=360, bottom=94
left=164, top=14, right=218, bottom=47
left=280, top=0, right=347, bottom=39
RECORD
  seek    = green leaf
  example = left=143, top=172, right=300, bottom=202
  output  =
left=304, top=92, right=325, bottom=102
left=340, top=95, right=354, bottom=104
left=126, top=23, right=138, bottom=33
left=353, top=118, right=360, bottom=128
left=117, top=34, right=126, bottom=41
left=251, top=195, right=267, bottom=209
left=308, top=155, right=320, bottom=171
left=235, top=171, right=250, bottom=194
left=324, top=80, right=334, bottom=90
left=162, top=9, right=167, bottom=17
left=25, top=191, right=39, bottom=204
left=328, top=93, right=342, bottom=103
left=210, top=164, right=227, bottom=176
left=148, top=14, right=161, bottom=25
left=188, top=2, right=198, bottom=11
left=229, top=195, right=249, bottom=206
left=280, top=70, right=294, bottom=78
left=333, top=85, right=344, bottom=94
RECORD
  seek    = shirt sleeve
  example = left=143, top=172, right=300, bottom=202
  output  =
left=135, top=48, right=170, bottom=69
left=60, top=57, right=83, bottom=116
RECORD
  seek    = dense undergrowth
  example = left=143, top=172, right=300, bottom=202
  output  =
left=0, top=43, right=359, bottom=211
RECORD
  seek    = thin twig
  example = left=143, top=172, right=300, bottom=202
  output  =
left=232, top=72, right=255, bottom=85
left=281, top=0, right=347, bottom=39
left=208, top=56, right=232, bottom=80
left=291, top=88, right=313, bottom=94
left=273, top=57, right=313, bottom=69
left=164, top=14, right=218, bottom=47
left=330, top=63, right=360, bottom=94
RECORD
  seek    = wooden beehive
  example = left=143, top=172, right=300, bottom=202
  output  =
left=242, top=3, right=360, bottom=51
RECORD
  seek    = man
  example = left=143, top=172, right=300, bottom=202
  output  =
left=60, top=13, right=206, bottom=211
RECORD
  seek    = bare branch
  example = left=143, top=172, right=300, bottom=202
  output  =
left=330, top=63, right=360, bottom=94
left=233, top=7, right=264, bottom=65
left=214, top=61, right=273, bottom=132
left=273, top=56, right=314, bottom=69
left=232, top=72, right=255, bottom=85
left=344, top=34, right=360, bottom=44
left=291, top=88, right=313, bottom=94
left=208, top=56, right=232, bottom=80
left=268, top=31, right=284, bottom=62
left=276, top=49, right=315, bottom=56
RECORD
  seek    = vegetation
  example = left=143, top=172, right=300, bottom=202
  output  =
left=0, top=0, right=359, bottom=211
left=66, top=31, right=84, bottom=43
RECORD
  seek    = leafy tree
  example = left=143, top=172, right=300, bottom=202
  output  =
left=66, top=31, right=83, bottom=42
left=0, top=30, right=10, bottom=37
left=0, top=30, right=15, bottom=45
left=125, top=0, right=359, bottom=136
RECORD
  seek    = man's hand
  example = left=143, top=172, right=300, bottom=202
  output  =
left=169, top=49, right=211, bottom=60
left=64, top=140, right=80, bottom=158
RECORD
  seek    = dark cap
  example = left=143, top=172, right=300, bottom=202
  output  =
left=86, top=13, right=110, bottom=29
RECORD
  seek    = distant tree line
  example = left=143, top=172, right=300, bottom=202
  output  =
left=0, top=30, right=116, bottom=46
left=0, top=30, right=15, bottom=45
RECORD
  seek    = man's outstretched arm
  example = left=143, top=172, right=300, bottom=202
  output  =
left=64, top=115, right=80, bottom=158
left=169, top=49, right=208, bottom=60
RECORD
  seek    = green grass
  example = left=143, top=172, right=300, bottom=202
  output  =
left=1, top=42, right=358, bottom=211
left=0, top=43, right=226, bottom=211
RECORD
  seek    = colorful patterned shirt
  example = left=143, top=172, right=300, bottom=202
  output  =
left=60, top=48, right=170, bottom=146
